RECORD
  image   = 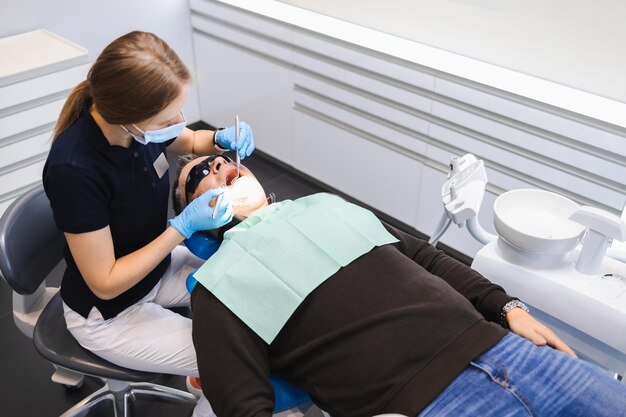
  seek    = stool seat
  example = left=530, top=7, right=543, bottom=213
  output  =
left=33, top=294, right=159, bottom=382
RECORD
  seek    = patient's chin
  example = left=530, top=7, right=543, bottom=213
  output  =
left=228, top=176, right=260, bottom=201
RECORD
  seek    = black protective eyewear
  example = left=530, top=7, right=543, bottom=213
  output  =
left=185, top=154, right=233, bottom=204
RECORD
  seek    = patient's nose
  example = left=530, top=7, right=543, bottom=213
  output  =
left=210, top=156, right=229, bottom=175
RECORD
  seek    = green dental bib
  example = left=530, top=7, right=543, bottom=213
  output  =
left=193, top=193, right=398, bottom=344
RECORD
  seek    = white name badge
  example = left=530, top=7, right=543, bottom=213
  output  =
left=153, top=152, right=169, bottom=179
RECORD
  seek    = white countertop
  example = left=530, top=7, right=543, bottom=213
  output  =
left=0, top=30, right=88, bottom=86
left=217, top=0, right=626, bottom=130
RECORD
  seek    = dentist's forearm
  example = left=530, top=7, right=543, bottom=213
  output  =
left=67, top=225, right=185, bottom=300
left=192, top=129, right=225, bottom=155
left=94, top=227, right=185, bottom=299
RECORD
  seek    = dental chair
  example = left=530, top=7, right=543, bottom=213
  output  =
left=183, top=234, right=325, bottom=417
left=0, top=185, right=197, bottom=416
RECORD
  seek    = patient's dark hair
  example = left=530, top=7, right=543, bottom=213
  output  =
left=171, top=153, right=198, bottom=216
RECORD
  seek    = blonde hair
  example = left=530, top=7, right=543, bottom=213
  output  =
left=53, top=31, right=191, bottom=140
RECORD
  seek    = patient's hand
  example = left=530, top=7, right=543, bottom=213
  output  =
left=506, top=308, right=577, bottom=357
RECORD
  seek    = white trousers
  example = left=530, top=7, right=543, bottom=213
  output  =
left=63, top=246, right=215, bottom=417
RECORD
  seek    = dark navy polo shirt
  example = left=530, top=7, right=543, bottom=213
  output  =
left=43, top=102, right=174, bottom=319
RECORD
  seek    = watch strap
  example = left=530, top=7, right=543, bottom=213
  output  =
left=500, top=299, right=529, bottom=329
left=213, top=128, right=227, bottom=151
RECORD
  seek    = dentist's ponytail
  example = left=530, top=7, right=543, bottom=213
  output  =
left=52, top=79, right=91, bottom=140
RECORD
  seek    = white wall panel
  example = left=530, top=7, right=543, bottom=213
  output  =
left=292, top=30, right=436, bottom=92
left=431, top=100, right=625, bottom=183
left=191, top=0, right=293, bottom=45
left=0, top=64, right=89, bottom=112
left=422, top=145, right=535, bottom=195
left=0, top=30, right=88, bottom=218
left=294, top=90, right=428, bottom=157
left=434, top=77, right=626, bottom=156
left=294, top=72, right=430, bottom=137
left=0, top=99, right=65, bottom=139
left=293, top=109, right=422, bottom=226
left=427, top=123, right=623, bottom=210
left=276, top=0, right=626, bottom=107
left=0, top=159, right=46, bottom=196
left=294, top=51, right=433, bottom=116
left=0, top=130, right=51, bottom=169
left=191, top=15, right=293, bottom=64
left=192, top=32, right=294, bottom=163
left=191, top=0, right=626, bottom=256
left=0, top=196, right=16, bottom=217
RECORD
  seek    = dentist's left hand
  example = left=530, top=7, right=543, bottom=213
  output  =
left=215, top=121, right=255, bottom=159
left=170, top=187, right=233, bottom=239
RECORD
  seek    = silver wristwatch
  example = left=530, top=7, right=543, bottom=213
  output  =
left=500, top=299, right=529, bottom=329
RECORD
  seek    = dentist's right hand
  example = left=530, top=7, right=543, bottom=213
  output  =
left=169, top=187, right=233, bottom=239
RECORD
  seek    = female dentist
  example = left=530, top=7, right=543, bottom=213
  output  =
left=42, top=31, right=252, bottom=417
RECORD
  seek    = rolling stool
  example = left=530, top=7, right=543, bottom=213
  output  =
left=0, top=186, right=197, bottom=416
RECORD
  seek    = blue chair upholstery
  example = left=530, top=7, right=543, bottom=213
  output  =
left=270, top=375, right=310, bottom=413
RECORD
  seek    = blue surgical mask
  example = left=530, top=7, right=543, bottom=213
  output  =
left=121, top=111, right=187, bottom=145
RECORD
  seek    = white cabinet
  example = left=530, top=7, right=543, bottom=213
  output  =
left=0, top=30, right=89, bottom=217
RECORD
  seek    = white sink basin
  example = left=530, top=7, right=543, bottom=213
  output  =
left=493, top=189, right=585, bottom=255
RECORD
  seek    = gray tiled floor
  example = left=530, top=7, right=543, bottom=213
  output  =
left=0, top=151, right=325, bottom=417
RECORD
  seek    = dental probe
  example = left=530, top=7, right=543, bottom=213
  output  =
left=212, top=187, right=226, bottom=219
left=235, top=115, right=240, bottom=177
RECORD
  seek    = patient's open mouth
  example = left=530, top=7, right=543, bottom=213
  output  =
left=225, top=170, right=239, bottom=186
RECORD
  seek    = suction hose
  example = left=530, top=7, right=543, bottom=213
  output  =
left=466, top=216, right=498, bottom=245
left=428, top=212, right=452, bottom=246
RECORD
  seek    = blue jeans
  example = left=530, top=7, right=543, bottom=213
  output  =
left=418, top=332, right=626, bottom=417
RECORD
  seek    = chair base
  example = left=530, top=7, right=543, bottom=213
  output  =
left=60, top=379, right=197, bottom=417
left=52, top=365, right=85, bottom=388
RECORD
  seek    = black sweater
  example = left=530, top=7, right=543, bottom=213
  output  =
left=191, top=223, right=512, bottom=417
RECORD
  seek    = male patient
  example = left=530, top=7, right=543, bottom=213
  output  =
left=173, top=154, right=626, bottom=417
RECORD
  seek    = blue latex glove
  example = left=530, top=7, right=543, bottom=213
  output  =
left=215, top=121, right=255, bottom=159
left=169, top=187, right=233, bottom=239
